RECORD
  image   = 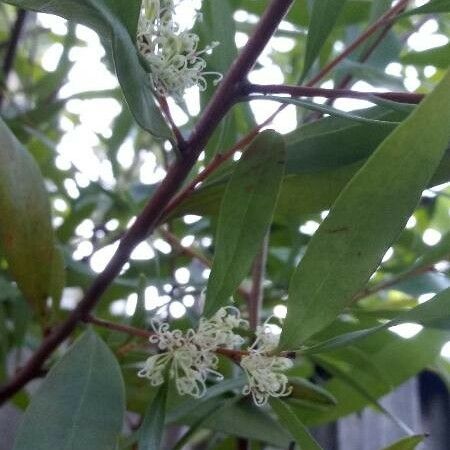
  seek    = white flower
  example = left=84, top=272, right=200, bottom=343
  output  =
left=241, top=353, right=293, bottom=406
left=138, top=308, right=246, bottom=398
left=241, top=316, right=293, bottom=406
left=195, top=306, right=249, bottom=350
left=137, top=0, right=222, bottom=100
left=251, top=321, right=280, bottom=353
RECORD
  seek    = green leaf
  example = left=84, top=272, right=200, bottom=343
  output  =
left=168, top=149, right=450, bottom=223
left=138, top=384, right=168, bottom=450
left=3, top=0, right=171, bottom=138
left=302, top=0, right=347, bottom=80
left=172, top=397, right=241, bottom=450
left=199, top=399, right=290, bottom=447
left=249, top=95, right=402, bottom=125
left=270, top=398, right=324, bottom=450
left=401, top=0, right=450, bottom=15
left=14, top=329, right=125, bottom=450
left=392, top=286, right=450, bottom=328
left=335, top=60, right=405, bottom=90
left=196, top=0, right=249, bottom=161
left=402, top=43, right=450, bottom=69
left=285, top=107, right=407, bottom=174
left=104, top=0, right=141, bottom=38
left=381, top=435, right=426, bottom=450
left=0, top=118, right=63, bottom=320
left=288, top=377, right=337, bottom=406
left=291, top=329, right=446, bottom=426
left=280, top=70, right=450, bottom=350
left=305, top=285, right=450, bottom=354
left=204, top=130, right=285, bottom=316
left=167, top=376, right=247, bottom=423
left=197, top=0, right=236, bottom=80
left=412, top=230, right=450, bottom=269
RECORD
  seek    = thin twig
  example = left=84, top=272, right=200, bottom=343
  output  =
left=0, top=9, right=27, bottom=108
left=85, top=315, right=250, bottom=361
left=242, top=84, right=424, bottom=104
left=320, top=0, right=411, bottom=116
left=86, top=315, right=154, bottom=339
left=306, top=0, right=411, bottom=87
left=159, top=228, right=251, bottom=302
left=353, top=266, right=436, bottom=303
left=157, top=95, right=186, bottom=149
left=249, top=233, right=269, bottom=331
left=160, top=227, right=213, bottom=267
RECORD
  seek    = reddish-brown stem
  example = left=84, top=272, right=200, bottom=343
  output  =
left=242, top=83, right=424, bottom=104
left=249, top=233, right=269, bottom=331
left=85, top=315, right=299, bottom=361
left=159, top=227, right=213, bottom=267
left=353, top=265, right=436, bottom=303
left=85, top=315, right=250, bottom=361
left=0, top=9, right=27, bottom=108
left=157, top=96, right=186, bottom=149
left=306, top=0, right=411, bottom=87
left=161, top=120, right=266, bottom=219
left=160, top=228, right=251, bottom=302
left=318, top=0, right=411, bottom=119
left=86, top=315, right=154, bottom=339
left=0, top=0, right=294, bottom=404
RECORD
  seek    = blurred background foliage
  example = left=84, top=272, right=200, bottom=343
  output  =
left=0, top=0, right=450, bottom=447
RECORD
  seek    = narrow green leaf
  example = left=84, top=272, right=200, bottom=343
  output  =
left=249, top=95, right=402, bottom=125
left=172, top=397, right=241, bottom=450
left=381, top=435, right=426, bottom=450
left=288, top=377, right=337, bottom=406
left=392, top=286, right=450, bottom=328
left=3, top=0, right=171, bottom=138
left=305, top=286, right=450, bottom=354
left=402, top=43, right=450, bottom=70
left=270, top=398, right=324, bottom=450
left=285, top=107, right=407, bottom=174
left=197, top=0, right=236, bottom=80
left=302, top=0, right=347, bottom=80
left=0, top=118, right=63, bottom=320
left=178, top=396, right=290, bottom=447
left=412, top=231, right=450, bottom=269
left=167, top=376, right=246, bottom=423
left=196, top=0, right=240, bottom=160
left=204, top=130, right=285, bottom=316
left=280, top=70, right=450, bottom=350
left=138, top=384, right=168, bottom=450
left=335, top=60, right=405, bottom=91
left=401, top=0, right=450, bottom=16
left=169, top=149, right=450, bottom=223
left=14, top=329, right=125, bottom=450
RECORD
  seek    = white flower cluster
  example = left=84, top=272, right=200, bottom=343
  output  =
left=138, top=307, right=247, bottom=398
left=138, top=309, right=293, bottom=406
left=241, top=321, right=293, bottom=406
left=137, top=0, right=222, bottom=100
